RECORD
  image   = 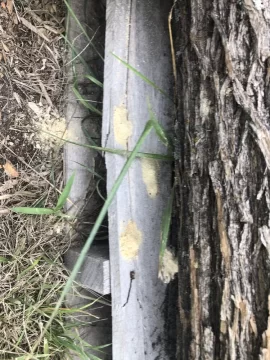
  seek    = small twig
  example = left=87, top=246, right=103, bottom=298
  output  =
left=45, top=44, right=61, bottom=69
left=12, top=0, right=20, bottom=23
left=38, top=78, right=53, bottom=107
left=168, top=0, right=178, bottom=86
left=0, top=138, right=75, bottom=208
left=123, top=271, right=135, bottom=307
left=26, top=9, right=43, bottom=24
left=20, top=17, right=50, bottom=43
left=27, top=10, right=63, bottom=35
left=44, top=24, right=64, bottom=35
left=12, top=78, right=42, bottom=95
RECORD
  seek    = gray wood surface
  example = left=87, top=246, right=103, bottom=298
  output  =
left=102, top=1, right=173, bottom=358
left=64, top=0, right=105, bottom=219
left=65, top=244, right=110, bottom=295
left=64, top=1, right=111, bottom=358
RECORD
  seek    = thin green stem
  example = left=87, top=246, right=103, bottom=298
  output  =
left=64, top=0, right=104, bottom=61
left=42, top=130, right=173, bottom=162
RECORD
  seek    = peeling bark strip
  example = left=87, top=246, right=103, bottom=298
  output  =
left=174, top=0, right=270, bottom=358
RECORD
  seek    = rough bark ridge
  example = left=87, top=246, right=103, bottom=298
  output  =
left=173, top=0, right=270, bottom=358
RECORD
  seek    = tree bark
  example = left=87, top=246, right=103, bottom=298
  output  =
left=173, top=0, right=270, bottom=358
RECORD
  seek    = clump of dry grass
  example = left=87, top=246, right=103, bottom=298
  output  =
left=0, top=158, right=102, bottom=358
left=0, top=0, right=66, bottom=107
left=0, top=166, right=70, bottom=357
left=0, top=0, right=98, bottom=358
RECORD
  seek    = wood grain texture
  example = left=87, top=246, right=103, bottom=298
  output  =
left=173, top=0, right=270, bottom=358
left=65, top=244, right=110, bottom=295
left=65, top=245, right=111, bottom=295
left=102, top=1, right=174, bottom=359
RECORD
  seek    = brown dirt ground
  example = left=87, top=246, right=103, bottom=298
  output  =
left=0, top=0, right=66, bottom=169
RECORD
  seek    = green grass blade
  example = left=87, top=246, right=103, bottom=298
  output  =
left=81, top=118, right=100, bottom=149
left=0, top=256, right=10, bottom=263
left=34, top=355, right=49, bottom=360
left=53, top=336, right=90, bottom=359
left=62, top=35, right=93, bottom=76
left=17, top=257, right=41, bottom=280
left=85, top=75, right=103, bottom=88
left=148, top=102, right=173, bottom=149
left=159, top=188, right=174, bottom=264
left=112, top=53, right=168, bottom=97
left=77, top=339, right=111, bottom=352
left=55, top=172, right=75, bottom=210
left=74, top=162, right=105, bottom=181
left=11, top=208, right=55, bottom=215
left=42, top=130, right=173, bottom=161
left=96, top=179, right=106, bottom=201
left=89, top=355, right=103, bottom=360
left=64, top=0, right=104, bottom=61
left=30, top=121, right=154, bottom=355
left=65, top=0, right=70, bottom=41
left=39, top=306, right=98, bottom=317
left=152, top=118, right=170, bottom=147
left=59, top=121, right=152, bottom=293
left=43, top=338, right=49, bottom=357
left=32, top=195, right=47, bottom=208
left=55, top=212, right=74, bottom=219
left=73, top=85, right=102, bottom=116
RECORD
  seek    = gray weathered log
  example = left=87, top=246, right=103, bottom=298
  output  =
left=173, top=0, right=270, bottom=358
left=63, top=1, right=111, bottom=358
left=64, top=0, right=105, bottom=223
left=102, top=0, right=174, bottom=358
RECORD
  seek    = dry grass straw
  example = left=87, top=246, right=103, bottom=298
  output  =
left=0, top=156, right=104, bottom=358
left=0, top=0, right=66, bottom=111
left=0, top=165, right=70, bottom=357
left=0, top=1, right=98, bottom=358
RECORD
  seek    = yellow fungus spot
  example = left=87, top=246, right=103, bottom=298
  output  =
left=158, top=249, right=178, bottom=284
left=120, top=221, right=142, bottom=260
left=141, top=158, right=159, bottom=198
left=113, top=105, right=132, bottom=147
